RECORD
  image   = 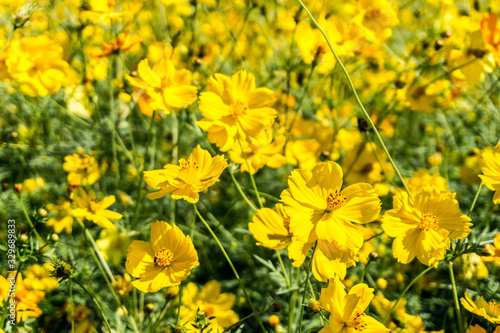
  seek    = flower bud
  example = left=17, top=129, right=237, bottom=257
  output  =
left=269, top=314, right=280, bottom=327
left=308, top=298, right=322, bottom=313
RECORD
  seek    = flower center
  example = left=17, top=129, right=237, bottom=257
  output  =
left=350, top=311, right=367, bottom=331
left=360, top=163, right=374, bottom=174
left=232, top=100, right=248, bottom=117
left=489, top=300, right=500, bottom=316
left=154, top=248, right=174, bottom=267
left=283, top=217, right=291, bottom=232
left=367, top=9, right=382, bottom=19
left=202, top=305, right=215, bottom=318
left=179, top=159, right=199, bottom=170
left=419, top=213, right=438, bottom=231
left=326, top=190, right=346, bottom=210
left=161, top=76, right=172, bottom=89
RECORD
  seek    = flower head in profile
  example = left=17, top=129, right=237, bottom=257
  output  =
left=319, top=276, right=389, bottom=333
left=144, top=145, right=227, bottom=203
left=63, top=152, right=100, bottom=186
left=180, top=280, right=239, bottom=332
left=281, top=161, right=381, bottom=266
left=91, top=31, right=142, bottom=58
left=382, top=185, right=472, bottom=266
left=479, top=143, right=500, bottom=205
left=126, top=221, right=199, bottom=292
left=71, top=187, right=123, bottom=229
left=127, top=58, right=197, bottom=115
left=461, top=291, right=500, bottom=324
left=249, top=203, right=293, bottom=250
left=196, top=70, right=277, bottom=151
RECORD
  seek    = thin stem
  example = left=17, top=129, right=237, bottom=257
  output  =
left=193, top=204, right=267, bottom=332
left=448, top=262, right=465, bottom=333
left=238, top=137, right=263, bottom=208
left=73, top=279, right=113, bottom=332
left=228, top=165, right=258, bottom=211
left=177, top=284, right=183, bottom=325
left=468, top=182, right=483, bottom=217
left=288, top=267, right=300, bottom=331
left=0, top=28, right=15, bottom=57
left=69, top=277, right=75, bottom=333
left=18, top=196, right=45, bottom=245
left=383, top=266, right=434, bottom=324
left=276, top=250, right=290, bottom=286
left=297, top=0, right=413, bottom=200
left=299, top=241, right=317, bottom=333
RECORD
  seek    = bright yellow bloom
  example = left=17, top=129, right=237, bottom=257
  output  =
left=5, top=35, right=75, bottom=96
left=281, top=161, right=381, bottom=266
left=63, top=152, right=100, bottom=186
left=319, top=276, right=389, bottom=333
left=180, top=280, right=239, bottom=332
left=112, top=272, right=133, bottom=296
left=127, top=58, right=197, bottom=115
left=461, top=291, right=500, bottom=324
left=126, top=221, right=199, bottom=292
left=482, top=233, right=500, bottom=263
left=46, top=198, right=74, bottom=233
left=22, top=177, right=45, bottom=193
left=372, top=294, right=431, bottom=332
left=0, top=274, right=45, bottom=322
left=144, top=145, right=227, bottom=203
left=406, top=168, right=448, bottom=192
left=481, top=13, right=500, bottom=65
left=382, top=185, right=472, bottom=266
left=479, top=143, right=500, bottom=204
left=196, top=70, right=277, bottom=151
left=354, top=0, right=399, bottom=42
left=71, top=187, right=123, bottom=229
left=91, top=31, right=142, bottom=58
left=249, top=203, right=293, bottom=250
left=466, top=324, right=500, bottom=333
left=229, top=130, right=287, bottom=174
left=23, top=264, right=58, bottom=292
left=96, top=229, right=131, bottom=266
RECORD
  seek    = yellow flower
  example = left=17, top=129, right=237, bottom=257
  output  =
left=196, top=70, right=277, bottom=151
left=461, top=291, right=500, bottom=324
left=112, top=273, right=133, bottom=296
left=354, top=0, right=399, bottom=42
left=5, top=35, right=75, bottom=96
left=482, top=233, right=500, bottom=263
left=46, top=198, right=74, bottom=233
left=382, top=185, right=472, bottom=266
left=96, top=228, right=131, bottom=266
left=23, top=264, right=58, bottom=292
left=144, top=145, right=227, bottom=203
left=319, top=276, right=389, bottom=333
left=127, top=58, right=197, bottom=115
left=481, top=13, right=500, bottom=65
left=248, top=203, right=293, bottom=250
left=91, top=31, right=142, bottom=58
left=229, top=129, right=287, bottom=174
left=467, top=324, right=500, bottom=333
left=126, top=221, right=198, bottom=292
left=22, top=177, right=45, bottom=193
left=479, top=143, right=500, bottom=204
left=281, top=161, right=381, bottom=266
left=71, top=187, right=123, bottom=229
left=0, top=274, right=45, bottom=322
left=342, top=142, right=394, bottom=185
left=456, top=253, right=488, bottom=280
left=63, top=152, right=100, bottom=186
left=406, top=168, right=448, bottom=192
left=180, top=280, right=239, bottom=332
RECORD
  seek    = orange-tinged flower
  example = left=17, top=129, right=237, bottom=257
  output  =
left=382, top=185, right=472, bottom=266
left=144, top=145, right=227, bottom=203
left=461, top=291, right=500, bottom=324
left=196, top=70, right=277, bottom=151
left=127, top=58, right=198, bottom=115
left=126, top=221, right=199, bottom=292
left=91, top=31, right=142, bottom=58
left=479, top=143, right=500, bottom=205
left=482, top=233, right=500, bottom=263
left=481, top=13, right=500, bottom=65
left=319, top=276, right=389, bottom=333
left=281, top=161, right=381, bottom=266
left=71, top=187, right=123, bottom=229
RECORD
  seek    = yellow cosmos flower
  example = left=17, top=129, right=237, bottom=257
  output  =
left=479, top=143, right=500, bottom=205
left=46, top=198, right=74, bottom=233
left=482, top=233, right=500, bottom=263
left=96, top=228, right=131, bottom=266
left=229, top=129, right=287, bottom=174
left=249, top=203, right=293, bottom=250
left=196, top=70, right=277, bottom=151
left=342, top=142, right=394, bottom=185
left=0, top=274, right=45, bottom=322
left=382, top=185, right=472, bottom=266
left=180, top=280, right=239, bottom=332
left=319, top=276, right=389, bottom=333
left=354, top=0, right=399, bottom=42
left=127, top=58, right=197, bottom=115
left=91, top=31, right=142, bottom=58
left=71, top=188, right=123, bottom=229
left=63, top=152, right=100, bottom=186
left=125, top=221, right=199, bottom=292
left=281, top=161, right=381, bottom=266
left=372, top=294, right=431, bottom=332
left=406, top=168, right=448, bottom=192
left=23, top=264, right=58, bottom=292
left=481, top=13, right=500, bottom=65
left=144, top=145, right=227, bottom=203
left=461, top=291, right=500, bottom=324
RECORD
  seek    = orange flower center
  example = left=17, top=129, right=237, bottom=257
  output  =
left=350, top=311, right=367, bottom=331
left=179, top=159, right=199, bottom=170
left=161, top=76, right=172, bottom=89
left=419, top=213, right=438, bottom=231
left=283, top=217, right=291, bottom=232
left=154, top=248, right=174, bottom=267
left=232, top=100, right=248, bottom=117
left=202, top=305, right=215, bottom=318
left=326, top=190, right=346, bottom=210
left=489, top=300, right=500, bottom=316
left=367, top=9, right=382, bottom=19
left=360, top=163, right=374, bottom=174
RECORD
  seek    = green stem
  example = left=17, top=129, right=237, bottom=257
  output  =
left=18, top=196, right=45, bottom=245
left=193, top=204, right=267, bottom=332
left=468, top=182, right=483, bottom=217
left=297, top=0, right=413, bottom=200
left=238, top=137, right=263, bottom=208
left=69, top=277, right=75, bottom=333
left=288, top=267, right=300, bottom=331
left=228, top=165, right=258, bottom=211
left=448, top=262, right=465, bottom=333
left=298, top=241, right=317, bottom=333
left=383, top=266, right=434, bottom=324
left=73, top=279, right=113, bottom=332
left=276, top=250, right=290, bottom=286
left=0, top=28, right=16, bottom=57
